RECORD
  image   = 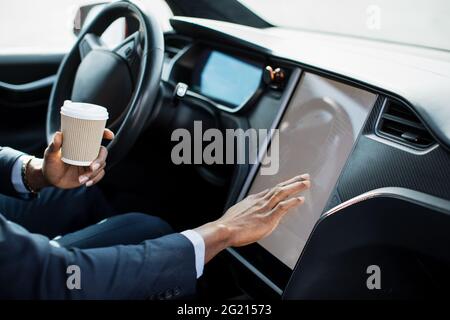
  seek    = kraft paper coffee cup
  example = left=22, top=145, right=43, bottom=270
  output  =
left=60, top=100, right=108, bottom=166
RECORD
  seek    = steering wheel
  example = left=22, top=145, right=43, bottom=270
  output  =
left=47, top=1, right=164, bottom=167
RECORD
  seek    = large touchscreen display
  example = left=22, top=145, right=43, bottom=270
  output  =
left=197, top=51, right=262, bottom=107
left=248, top=73, right=377, bottom=269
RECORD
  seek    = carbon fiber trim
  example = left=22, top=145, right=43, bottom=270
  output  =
left=363, top=96, right=385, bottom=134
left=335, top=98, right=450, bottom=202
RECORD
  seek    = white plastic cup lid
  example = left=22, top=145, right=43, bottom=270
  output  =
left=60, top=100, right=109, bottom=120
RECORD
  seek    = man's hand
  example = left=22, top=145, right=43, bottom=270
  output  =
left=26, top=129, right=114, bottom=191
left=194, top=174, right=311, bottom=263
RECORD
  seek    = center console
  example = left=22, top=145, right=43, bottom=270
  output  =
left=165, top=39, right=379, bottom=291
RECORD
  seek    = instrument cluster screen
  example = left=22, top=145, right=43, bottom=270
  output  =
left=193, top=50, right=263, bottom=107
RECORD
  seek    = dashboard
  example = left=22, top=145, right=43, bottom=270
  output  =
left=163, top=17, right=450, bottom=299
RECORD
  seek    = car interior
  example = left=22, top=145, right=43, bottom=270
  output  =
left=0, top=0, right=449, bottom=300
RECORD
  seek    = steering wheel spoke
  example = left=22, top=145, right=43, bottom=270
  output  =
left=79, top=33, right=107, bottom=60
left=113, top=31, right=143, bottom=80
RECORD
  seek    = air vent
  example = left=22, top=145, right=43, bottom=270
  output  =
left=376, top=100, right=435, bottom=148
left=164, top=35, right=191, bottom=59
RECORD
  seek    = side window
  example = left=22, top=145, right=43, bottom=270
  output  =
left=0, top=0, right=173, bottom=55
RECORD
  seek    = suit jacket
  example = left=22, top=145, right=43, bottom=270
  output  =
left=0, top=147, right=197, bottom=299
left=0, top=147, right=24, bottom=197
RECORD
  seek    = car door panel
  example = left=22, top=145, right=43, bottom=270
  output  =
left=0, top=54, right=63, bottom=154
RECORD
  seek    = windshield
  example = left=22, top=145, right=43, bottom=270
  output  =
left=0, top=0, right=173, bottom=54
left=238, top=0, right=450, bottom=51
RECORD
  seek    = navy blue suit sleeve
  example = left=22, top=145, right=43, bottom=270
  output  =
left=0, top=214, right=197, bottom=299
left=0, top=147, right=25, bottom=197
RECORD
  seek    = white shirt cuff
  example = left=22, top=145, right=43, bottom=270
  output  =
left=180, top=230, right=205, bottom=279
left=11, top=155, right=29, bottom=194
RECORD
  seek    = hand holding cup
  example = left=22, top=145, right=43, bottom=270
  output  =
left=42, top=129, right=114, bottom=189
left=24, top=101, right=114, bottom=191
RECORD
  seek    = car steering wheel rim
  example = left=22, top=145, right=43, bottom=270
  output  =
left=46, top=1, right=164, bottom=168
